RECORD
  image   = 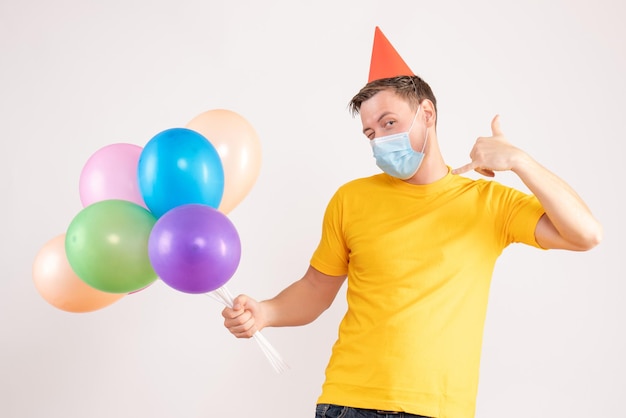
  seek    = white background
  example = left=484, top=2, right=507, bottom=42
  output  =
left=1, top=1, right=624, bottom=417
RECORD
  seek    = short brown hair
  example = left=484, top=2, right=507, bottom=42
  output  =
left=348, top=75, right=437, bottom=118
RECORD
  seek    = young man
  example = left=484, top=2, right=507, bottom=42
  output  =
left=222, top=27, right=602, bottom=418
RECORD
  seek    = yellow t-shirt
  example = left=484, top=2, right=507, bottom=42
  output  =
left=311, top=169, right=545, bottom=418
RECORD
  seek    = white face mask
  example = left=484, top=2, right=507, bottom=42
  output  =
left=370, top=106, right=428, bottom=179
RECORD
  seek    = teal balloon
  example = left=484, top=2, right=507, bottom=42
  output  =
left=65, top=200, right=158, bottom=293
left=138, top=128, right=224, bottom=218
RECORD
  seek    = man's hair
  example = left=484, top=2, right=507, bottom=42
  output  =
left=348, top=75, right=438, bottom=118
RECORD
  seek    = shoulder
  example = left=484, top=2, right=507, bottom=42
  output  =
left=322, top=175, right=387, bottom=211
left=451, top=174, right=521, bottom=195
left=335, top=174, right=388, bottom=194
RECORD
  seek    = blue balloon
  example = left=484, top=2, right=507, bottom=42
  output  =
left=138, top=128, right=224, bottom=218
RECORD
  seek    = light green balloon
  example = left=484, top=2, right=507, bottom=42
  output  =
left=65, top=199, right=158, bottom=293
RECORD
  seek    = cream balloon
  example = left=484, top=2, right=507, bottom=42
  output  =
left=185, top=109, right=262, bottom=214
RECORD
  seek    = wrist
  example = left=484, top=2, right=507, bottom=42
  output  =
left=510, top=149, right=535, bottom=174
left=258, top=299, right=274, bottom=329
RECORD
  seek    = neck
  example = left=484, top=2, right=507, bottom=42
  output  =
left=405, top=133, right=448, bottom=185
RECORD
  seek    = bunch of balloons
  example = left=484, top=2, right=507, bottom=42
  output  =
left=32, top=109, right=262, bottom=313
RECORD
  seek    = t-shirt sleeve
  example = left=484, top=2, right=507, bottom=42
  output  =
left=493, top=183, right=546, bottom=249
left=310, top=189, right=350, bottom=276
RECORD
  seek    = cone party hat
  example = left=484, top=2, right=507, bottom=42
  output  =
left=368, top=26, right=414, bottom=83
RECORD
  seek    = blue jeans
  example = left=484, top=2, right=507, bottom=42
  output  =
left=315, top=404, right=431, bottom=418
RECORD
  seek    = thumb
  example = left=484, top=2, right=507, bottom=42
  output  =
left=231, top=294, right=248, bottom=311
left=491, top=114, right=503, bottom=136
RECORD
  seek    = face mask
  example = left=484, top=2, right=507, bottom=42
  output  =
left=370, top=106, right=428, bottom=180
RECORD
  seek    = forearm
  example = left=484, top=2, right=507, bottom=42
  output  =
left=262, top=267, right=345, bottom=328
left=512, top=153, right=603, bottom=249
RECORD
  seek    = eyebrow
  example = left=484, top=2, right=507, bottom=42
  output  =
left=362, top=111, right=394, bottom=135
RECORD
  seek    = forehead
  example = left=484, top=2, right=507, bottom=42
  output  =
left=359, top=89, right=412, bottom=122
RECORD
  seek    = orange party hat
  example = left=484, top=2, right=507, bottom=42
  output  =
left=368, top=26, right=414, bottom=83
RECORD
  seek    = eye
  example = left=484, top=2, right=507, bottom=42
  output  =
left=385, top=120, right=396, bottom=128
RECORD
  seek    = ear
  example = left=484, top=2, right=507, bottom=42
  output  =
left=421, top=99, right=437, bottom=128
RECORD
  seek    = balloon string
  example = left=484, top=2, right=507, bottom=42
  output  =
left=206, top=285, right=290, bottom=374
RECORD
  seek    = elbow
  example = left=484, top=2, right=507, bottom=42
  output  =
left=576, top=222, right=604, bottom=251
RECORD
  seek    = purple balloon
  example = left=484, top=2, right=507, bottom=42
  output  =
left=148, top=204, right=241, bottom=294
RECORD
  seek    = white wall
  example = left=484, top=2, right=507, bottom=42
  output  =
left=1, top=0, right=624, bottom=417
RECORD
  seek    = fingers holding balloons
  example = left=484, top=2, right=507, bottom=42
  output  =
left=222, top=294, right=264, bottom=338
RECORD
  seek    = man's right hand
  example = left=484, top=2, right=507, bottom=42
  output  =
left=222, top=294, right=266, bottom=338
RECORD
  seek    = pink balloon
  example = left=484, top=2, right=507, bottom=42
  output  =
left=79, top=143, right=146, bottom=208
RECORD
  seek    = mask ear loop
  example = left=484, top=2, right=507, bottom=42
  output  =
left=408, top=76, right=429, bottom=153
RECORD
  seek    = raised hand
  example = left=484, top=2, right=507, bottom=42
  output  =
left=452, top=115, right=524, bottom=177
